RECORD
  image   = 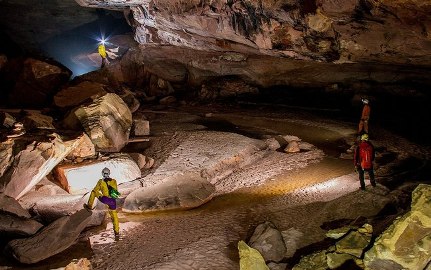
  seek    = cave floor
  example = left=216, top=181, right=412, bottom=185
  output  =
left=1, top=102, right=429, bottom=270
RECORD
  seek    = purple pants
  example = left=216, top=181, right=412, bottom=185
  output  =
left=98, top=196, right=117, bottom=210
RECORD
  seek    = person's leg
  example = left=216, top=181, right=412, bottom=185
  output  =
left=108, top=209, right=119, bottom=235
left=358, top=168, right=366, bottom=190
left=368, top=169, right=376, bottom=187
left=358, top=120, right=364, bottom=134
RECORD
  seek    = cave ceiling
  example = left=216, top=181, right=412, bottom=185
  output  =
left=1, top=0, right=431, bottom=91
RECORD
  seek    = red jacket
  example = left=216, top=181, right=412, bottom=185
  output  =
left=354, top=141, right=375, bottom=170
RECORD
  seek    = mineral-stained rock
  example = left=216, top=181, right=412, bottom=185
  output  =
left=364, top=184, right=431, bottom=270
left=238, top=240, right=269, bottom=270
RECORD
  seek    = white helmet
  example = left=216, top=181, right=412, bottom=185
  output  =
left=102, top=167, right=110, bottom=177
left=361, top=98, right=369, bottom=104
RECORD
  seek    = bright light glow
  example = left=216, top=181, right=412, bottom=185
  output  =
left=95, top=34, right=110, bottom=46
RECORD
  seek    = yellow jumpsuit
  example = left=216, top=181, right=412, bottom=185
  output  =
left=98, top=44, right=108, bottom=68
left=88, top=178, right=119, bottom=234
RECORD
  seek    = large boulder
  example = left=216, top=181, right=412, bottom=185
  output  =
left=4, top=209, right=92, bottom=264
left=364, top=184, right=431, bottom=270
left=0, top=133, right=83, bottom=199
left=123, top=172, right=215, bottom=213
left=19, top=191, right=105, bottom=226
left=70, top=93, right=132, bottom=152
left=0, top=213, right=43, bottom=237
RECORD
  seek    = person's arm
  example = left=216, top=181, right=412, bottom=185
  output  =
left=354, top=145, right=359, bottom=166
left=111, top=178, right=118, bottom=190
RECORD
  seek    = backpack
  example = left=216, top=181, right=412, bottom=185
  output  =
left=359, top=142, right=373, bottom=170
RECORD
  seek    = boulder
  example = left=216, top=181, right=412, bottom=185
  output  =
left=64, top=258, right=92, bottom=270
left=19, top=191, right=105, bottom=226
left=0, top=193, right=31, bottom=218
left=264, top=137, right=281, bottom=151
left=65, top=133, right=96, bottom=160
left=128, top=153, right=147, bottom=169
left=5, top=209, right=92, bottom=264
left=364, top=184, right=431, bottom=270
left=335, top=230, right=372, bottom=258
left=123, top=172, right=215, bottom=213
left=53, top=81, right=107, bottom=109
left=292, top=250, right=328, bottom=270
left=281, top=228, right=304, bottom=258
left=238, top=240, right=269, bottom=270
left=0, top=213, right=43, bottom=237
left=326, top=252, right=357, bottom=269
left=132, top=118, right=150, bottom=136
left=73, top=93, right=132, bottom=152
left=248, top=221, right=287, bottom=263
left=284, top=141, right=300, bottom=153
left=22, top=111, right=55, bottom=130
left=0, top=133, right=83, bottom=199
left=0, top=111, right=16, bottom=128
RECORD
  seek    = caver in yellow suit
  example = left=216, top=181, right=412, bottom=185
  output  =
left=85, top=167, right=120, bottom=236
left=98, top=44, right=108, bottom=68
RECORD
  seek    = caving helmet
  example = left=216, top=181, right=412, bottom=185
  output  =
left=361, top=97, right=369, bottom=104
left=102, top=167, right=110, bottom=178
left=361, top=134, right=369, bottom=141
